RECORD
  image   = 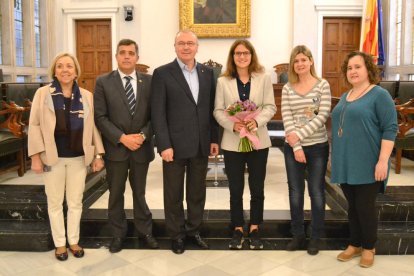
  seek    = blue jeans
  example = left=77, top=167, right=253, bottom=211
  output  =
left=283, top=142, right=329, bottom=239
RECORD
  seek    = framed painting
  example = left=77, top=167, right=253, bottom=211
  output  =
left=179, top=0, right=251, bottom=38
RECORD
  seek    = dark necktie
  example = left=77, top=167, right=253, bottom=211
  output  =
left=124, top=76, right=136, bottom=115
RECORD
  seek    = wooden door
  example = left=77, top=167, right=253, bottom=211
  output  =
left=76, top=20, right=112, bottom=92
left=322, top=17, right=361, bottom=97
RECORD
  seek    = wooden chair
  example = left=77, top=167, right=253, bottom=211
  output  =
left=135, top=63, right=150, bottom=73
left=0, top=101, right=26, bottom=176
left=378, top=81, right=398, bottom=99
left=394, top=98, right=414, bottom=174
left=273, top=63, right=289, bottom=83
left=203, top=59, right=223, bottom=82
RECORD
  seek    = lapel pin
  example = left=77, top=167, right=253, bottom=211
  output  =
left=139, top=79, right=142, bottom=83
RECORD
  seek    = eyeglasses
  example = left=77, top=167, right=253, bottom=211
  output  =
left=234, top=51, right=251, bottom=57
left=176, top=41, right=197, bottom=47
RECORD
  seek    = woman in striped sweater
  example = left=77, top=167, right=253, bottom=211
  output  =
left=281, top=45, right=331, bottom=255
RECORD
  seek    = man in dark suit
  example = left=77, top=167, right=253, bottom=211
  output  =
left=94, top=39, right=158, bottom=253
left=151, top=30, right=219, bottom=254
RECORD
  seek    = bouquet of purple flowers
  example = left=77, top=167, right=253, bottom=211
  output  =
left=225, top=100, right=261, bottom=152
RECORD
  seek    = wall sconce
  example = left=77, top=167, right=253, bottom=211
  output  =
left=124, top=5, right=134, bottom=21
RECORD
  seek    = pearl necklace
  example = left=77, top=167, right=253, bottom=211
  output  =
left=338, top=84, right=372, bottom=138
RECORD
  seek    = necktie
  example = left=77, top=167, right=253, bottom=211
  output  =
left=124, top=76, right=136, bottom=115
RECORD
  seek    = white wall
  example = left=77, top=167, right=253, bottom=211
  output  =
left=53, top=0, right=363, bottom=76
left=293, top=0, right=363, bottom=75
left=54, top=0, right=293, bottom=75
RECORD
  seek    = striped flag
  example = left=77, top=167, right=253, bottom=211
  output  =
left=360, top=0, right=379, bottom=63
left=377, top=0, right=385, bottom=65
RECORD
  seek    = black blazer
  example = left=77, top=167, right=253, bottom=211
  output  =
left=94, top=70, right=155, bottom=163
left=151, top=60, right=218, bottom=159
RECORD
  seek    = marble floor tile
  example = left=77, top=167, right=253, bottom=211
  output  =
left=184, top=250, right=236, bottom=264
left=283, top=252, right=356, bottom=275
left=207, top=251, right=280, bottom=275
left=14, top=263, right=77, bottom=276
left=58, top=249, right=130, bottom=276
left=260, top=265, right=312, bottom=276
left=0, top=169, right=43, bottom=185
left=0, top=249, right=413, bottom=276
left=245, top=250, right=308, bottom=265
left=133, top=250, right=204, bottom=276
left=99, top=263, right=156, bottom=276
left=341, top=254, right=414, bottom=276
left=178, top=265, right=232, bottom=276
left=0, top=251, right=57, bottom=276
left=112, top=248, right=162, bottom=264
left=389, top=156, right=414, bottom=186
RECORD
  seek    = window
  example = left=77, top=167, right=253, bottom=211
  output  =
left=1, top=0, right=51, bottom=82
left=0, top=7, right=2, bottom=65
left=35, top=75, right=46, bottom=82
left=412, top=3, right=414, bottom=64
left=395, top=0, right=402, bottom=66
left=16, top=75, right=26, bottom=83
left=34, top=0, right=40, bottom=67
left=14, top=0, right=24, bottom=67
left=387, top=0, right=414, bottom=80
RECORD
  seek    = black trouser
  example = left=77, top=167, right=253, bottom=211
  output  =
left=106, top=159, right=153, bottom=238
left=163, top=155, right=208, bottom=240
left=223, top=148, right=269, bottom=228
left=340, top=182, right=382, bottom=250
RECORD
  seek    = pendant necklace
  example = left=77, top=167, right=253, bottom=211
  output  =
left=337, top=84, right=372, bottom=138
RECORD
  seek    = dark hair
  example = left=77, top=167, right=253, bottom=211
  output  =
left=341, top=51, right=379, bottom=86
left=222, top=39, right=264, bottom=78
left=287, top=45, right=319, bottom=84
left=116, top=39, right=139, bottom=55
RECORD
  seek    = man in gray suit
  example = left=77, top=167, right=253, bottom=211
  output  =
left=151, top=30, right=219, bottom=254
left=94, top=39, right=158, bottom=253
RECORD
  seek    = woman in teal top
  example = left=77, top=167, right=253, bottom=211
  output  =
left=331, top=51, right=397, bottom=268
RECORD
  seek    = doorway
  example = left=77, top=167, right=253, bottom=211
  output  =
left=322, top=17, right=361, bottom=97
left=75, top=19, right=112, bottom=92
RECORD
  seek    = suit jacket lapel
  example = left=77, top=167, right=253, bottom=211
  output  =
left=249, top=74, right=260, bottom=103
left=113, top=71, right=131, bottom=112
left=230, top=78, right=239, bottom=102
left=133, top=71, right=143, bottom=116
left=196, top=64, right=207, bottom=105
left=169, top=60, right=196, bottom=105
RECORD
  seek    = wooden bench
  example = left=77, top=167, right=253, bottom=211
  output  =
left=0, top=82, right=47, bottom=176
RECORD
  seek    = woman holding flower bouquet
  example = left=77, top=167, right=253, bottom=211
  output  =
left=281, top=45, right=331, bottom=255
left=214, top=39, right=276, bottom=250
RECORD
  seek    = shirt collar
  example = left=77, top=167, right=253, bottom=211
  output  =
left=176, top=58, right=197, bottom=72
left=118, top=69, right=137, bottom=80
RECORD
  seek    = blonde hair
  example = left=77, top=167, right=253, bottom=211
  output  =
left=287, top=45, right=319, bottom=84
left=48, top=52, right=81, bottom=80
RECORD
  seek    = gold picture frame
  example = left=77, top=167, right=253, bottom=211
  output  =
left=179, top=0, right=251, bottom=38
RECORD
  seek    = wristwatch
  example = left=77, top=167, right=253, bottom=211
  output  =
left=95, top=154, right=103, bottom=159
left=139, top=132, right=146, bottom=141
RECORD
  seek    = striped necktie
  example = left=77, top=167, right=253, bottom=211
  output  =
left=124, top=76, right=136, bottom=115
